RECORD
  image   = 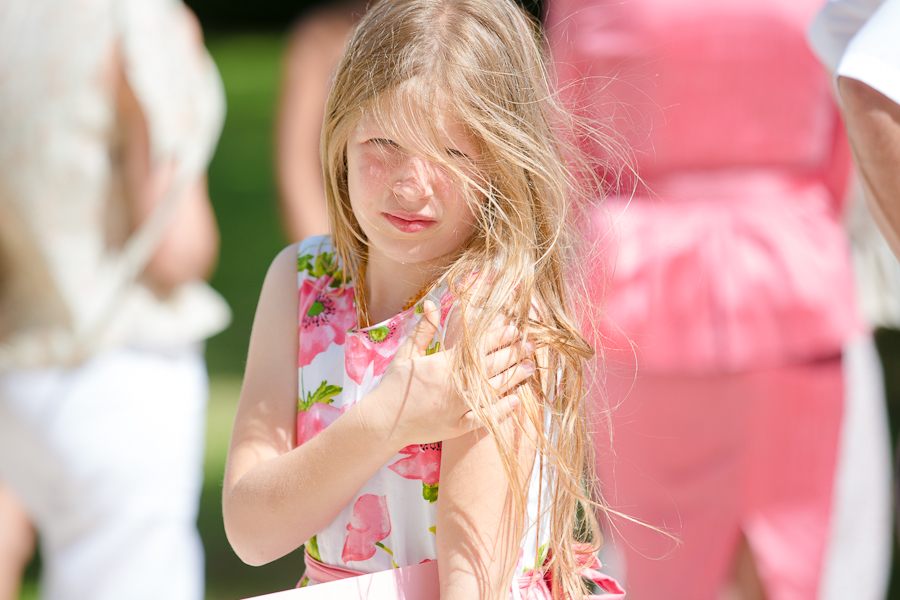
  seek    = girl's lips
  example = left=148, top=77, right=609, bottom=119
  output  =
left=382, top=212, right=436, bottom=233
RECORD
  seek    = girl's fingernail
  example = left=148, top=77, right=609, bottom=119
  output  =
left=524, top=340, right=536, bottom=353
left=522, top=360, right=535, bottom=373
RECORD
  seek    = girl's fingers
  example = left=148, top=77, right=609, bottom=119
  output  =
left=482, top=322, right=520, bottom=354
left=458, top=393, right=520, bottom=432
left=419, top=299, right=441, bottom=330
left=397, top=300, right=440, bottom=360
left=484, top=339, right=535, bottom=379
left=489, top=359, right=535, bottom=395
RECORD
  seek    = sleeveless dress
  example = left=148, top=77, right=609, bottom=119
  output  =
left=293, top=235, right=554, bottom=592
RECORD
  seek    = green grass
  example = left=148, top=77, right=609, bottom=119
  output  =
left=200, top=33, right=306, bottom=600
left=204, top=33, right=291, bottom=377
left=16, top=581, right=37, bottom=600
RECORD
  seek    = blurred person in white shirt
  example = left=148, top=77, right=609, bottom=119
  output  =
left=0, top=2, right=229, bottom=599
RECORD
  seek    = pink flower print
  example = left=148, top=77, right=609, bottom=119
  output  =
left=298, top=279, right=357, bottom=367
left=342, top=494, right=392, bottom=563
left=344, top=322, right=403, bottom=384
left=389, top=443, right=442, bottom=502
left=296, top=380, right=344, bottom=445
left=296, top=402, right=346, bottom=446
left=438, top=290, right=457, bottom=326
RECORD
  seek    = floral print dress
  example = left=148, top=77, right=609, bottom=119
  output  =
left=295, top=236, right=551, bottom=587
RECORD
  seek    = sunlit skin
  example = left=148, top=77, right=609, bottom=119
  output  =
left=346, top=110, right=482, bottom=323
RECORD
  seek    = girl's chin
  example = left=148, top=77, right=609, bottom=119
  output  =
left=369, top=244, right=460, bottom=269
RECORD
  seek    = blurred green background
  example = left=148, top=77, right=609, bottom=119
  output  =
left=16, top=5, right=900, bottom=598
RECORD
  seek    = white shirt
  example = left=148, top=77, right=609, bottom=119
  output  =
left=0, top=0, right=230, bottom=368
left=809, top=0, right=900, bottom=104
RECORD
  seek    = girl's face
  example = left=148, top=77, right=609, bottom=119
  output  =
left=346, top=109, right=482, bottom=269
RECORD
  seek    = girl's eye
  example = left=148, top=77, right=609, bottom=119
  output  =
left=446, top=148, right=470, bottom=159
left=371, top=138, right=400, bottom=149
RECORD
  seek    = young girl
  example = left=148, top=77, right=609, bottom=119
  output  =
left=223, top=0, right=623, bottom=598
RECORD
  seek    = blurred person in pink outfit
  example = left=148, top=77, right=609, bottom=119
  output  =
left=547, top=1, right=892, bottom=599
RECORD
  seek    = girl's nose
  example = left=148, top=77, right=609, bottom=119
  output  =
left=393, top=157, right=434, bottom=201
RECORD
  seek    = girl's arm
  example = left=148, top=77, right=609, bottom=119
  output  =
left=437, top=408, right=539, bottom=599
left=437, top=311, right=543, bottom=600
left=223, top=245, right=534, bottom=565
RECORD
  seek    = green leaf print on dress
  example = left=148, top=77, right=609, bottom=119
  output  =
left=306, top=535, right=322, bottom=561
left=298, top=380, right=342, bottom=412
left=530, top=541, right=549, bottom=573
left=298, top=250, right=347, bottom=288
left=422, top=483, right=439, bottom=503
left=374, top=542, right=400, bottom=569
left=297, top=536, right=322, bottom=588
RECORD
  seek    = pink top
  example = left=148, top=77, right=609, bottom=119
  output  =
left=547, top=0, right=862, bottom=373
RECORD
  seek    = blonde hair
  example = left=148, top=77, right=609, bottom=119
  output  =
left=322, top=0, right=612, bottom=597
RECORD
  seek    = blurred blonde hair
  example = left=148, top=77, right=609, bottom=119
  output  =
left=322, top=0, right=617, bottom=597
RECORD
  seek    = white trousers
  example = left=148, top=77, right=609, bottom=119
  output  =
left=820, top=335, right=893, bottom=600
left=0, top=347, right=208, bottom=600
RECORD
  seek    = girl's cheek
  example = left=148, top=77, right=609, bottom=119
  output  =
left=440, top=174, right=474, bottom=207
left=360, top=151, right=395, bottom=184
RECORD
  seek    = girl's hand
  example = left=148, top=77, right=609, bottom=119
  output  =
left=358, top=300, right=535, bottom=449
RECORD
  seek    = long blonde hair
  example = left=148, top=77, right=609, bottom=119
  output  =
left=322, top=1, right=612, bottom=597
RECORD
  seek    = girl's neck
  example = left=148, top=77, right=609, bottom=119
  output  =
left=361, top=250, right=446, bottom=325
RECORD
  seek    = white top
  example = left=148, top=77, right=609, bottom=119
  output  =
left=0, top=0, right=230, bottom=368
left=809, top=0, right=900, bottom=104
